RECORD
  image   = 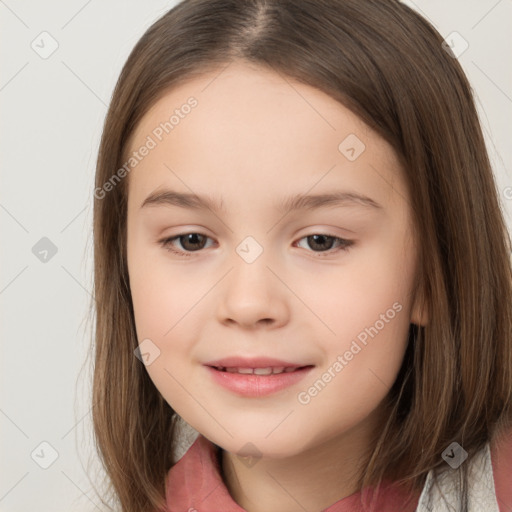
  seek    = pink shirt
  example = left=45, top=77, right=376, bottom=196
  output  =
left=164, top=429, right=512, bottom=511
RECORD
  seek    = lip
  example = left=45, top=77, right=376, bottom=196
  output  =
left=204, top=358, right=314, bottom=397
left=204, top=356, right=307, bottom=368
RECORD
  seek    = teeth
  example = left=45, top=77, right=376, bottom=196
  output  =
left=236, top=367, right=254, bottom=374
left=224, top=367, right=251, bottom=373
left=253, top=367, right=273, bottom=375
left=216, top=366, right=299, bottom=375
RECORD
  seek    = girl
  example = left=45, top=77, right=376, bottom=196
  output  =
left=91, top=1, right=512, bottom=511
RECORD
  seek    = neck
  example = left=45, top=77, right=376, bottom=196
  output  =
left=220, top=404, right=386, bottom=512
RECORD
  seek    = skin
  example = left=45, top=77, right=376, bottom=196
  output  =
left=126, top=60, right=428, bottom=512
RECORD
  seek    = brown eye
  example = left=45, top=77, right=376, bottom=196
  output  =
left=175, top=233, right=208, bottom=251
left=305, top=234, right=336, bottom=251
left=159, top=233, right=214, bottom=257
left=159, top=232, right=353, bottom=258
left=295, top=234, right=353, bottom=255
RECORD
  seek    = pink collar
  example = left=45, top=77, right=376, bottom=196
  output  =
left=164, top=434, right=420, bottom=512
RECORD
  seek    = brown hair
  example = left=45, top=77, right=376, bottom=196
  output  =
left=91, top=0, right=512, bottom=510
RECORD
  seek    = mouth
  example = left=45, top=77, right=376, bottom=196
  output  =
left=208, top=365, right=314, bottom=375
left=204, top=363, right=315, bottom=397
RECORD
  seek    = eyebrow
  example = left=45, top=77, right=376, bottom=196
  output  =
left=140, top=189, right=383, bottom=213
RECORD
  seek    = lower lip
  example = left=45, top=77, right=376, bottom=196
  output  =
left=205, top=366, right=314, bottom=397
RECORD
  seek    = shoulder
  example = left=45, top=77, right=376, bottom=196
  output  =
left=491, top=424, right=512, bottom=512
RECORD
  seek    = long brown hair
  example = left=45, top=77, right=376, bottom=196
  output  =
left=90, top=1, right=512, bottom=510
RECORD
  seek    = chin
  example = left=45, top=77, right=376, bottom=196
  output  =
left=200, top=425, right=311, bottom=460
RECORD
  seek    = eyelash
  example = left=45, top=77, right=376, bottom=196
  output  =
left=158, top=232, right=354, bottom=258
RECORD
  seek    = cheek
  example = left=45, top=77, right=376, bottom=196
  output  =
left=127, top=251, right=207, bottom=412
left=317, top=290, right=409, bottom=395
left=295, top=293, right=410, bottom=444
left=129, top=265, right=171, bottom=340
left=319, top=248, right=412, bottom=349
left=127, top=238, right=211, bottom=398
left=127, top=233, right=200, bottom=339
left=309, top=243, right=413, bottom=402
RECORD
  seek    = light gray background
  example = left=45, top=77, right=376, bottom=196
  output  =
left=1, top=1, right=511, bottom=510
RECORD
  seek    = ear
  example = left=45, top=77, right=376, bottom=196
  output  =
left=410, top=284, right=429, bottom=327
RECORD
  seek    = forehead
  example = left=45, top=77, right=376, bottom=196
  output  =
left=125, top=61, right=407, bottom=211
left=129, top=61, right=371, bottom=153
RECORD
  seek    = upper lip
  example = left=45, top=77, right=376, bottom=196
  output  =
left=204, top=356, right=312, bottom=368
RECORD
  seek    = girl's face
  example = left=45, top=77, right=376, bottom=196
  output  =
left=126, top=61, right=426, bottom=458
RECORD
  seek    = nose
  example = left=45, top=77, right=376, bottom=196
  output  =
left=216, top=253, right=290, bottom=330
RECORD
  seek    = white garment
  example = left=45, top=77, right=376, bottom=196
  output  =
left=172, top=416, right=501, bottom=511
left=416, top=443, right=500, bottom=511
left=171, top=414, right=199, bottom=464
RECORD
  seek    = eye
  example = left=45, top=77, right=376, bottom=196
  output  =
left=294, top=234, right=354, bottom=256
left=159, top=232, right=354, bottom=258
left=159, top=233, right=215, bottom=257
